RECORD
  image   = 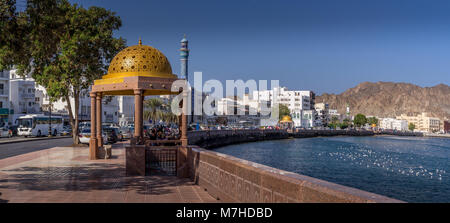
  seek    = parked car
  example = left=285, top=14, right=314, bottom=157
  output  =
left=111, top=127, right=123, bottom=141
left=79, top=128, right=91, bottom=144
left=60, top=126, right=72, bottom=136
left=0, top=127, right=12, bottom=138
left=120, top=127, right=133, bottom=139
left=103, top=128, right=118, bottom=144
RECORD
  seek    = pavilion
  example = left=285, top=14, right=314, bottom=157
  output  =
left=88, top=37, right=190, bottom=176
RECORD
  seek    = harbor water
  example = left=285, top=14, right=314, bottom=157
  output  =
left=214, top=136, right=450, bottom=202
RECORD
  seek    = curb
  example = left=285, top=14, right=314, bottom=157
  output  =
left=0, top=136, right=72, bottom=145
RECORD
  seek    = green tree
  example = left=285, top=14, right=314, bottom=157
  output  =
left=0, top=0, right=126, bottom=144
left=367, top=117, right=379, bottom=126
left=331, top=116, right=339, bottom=124
left=353, top=114, right=367, bottom=127
left=278, top=104, right=290, bottom=120
left=408, top=123, right=415, bottom=131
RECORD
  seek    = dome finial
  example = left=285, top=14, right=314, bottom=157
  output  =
left=138, top=37, right=142, bottom=45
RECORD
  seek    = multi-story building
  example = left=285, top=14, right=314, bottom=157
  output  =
left=289, top=109, right=315, bottom=128
left=253, top=87, right=312, bottom=113
left=314, top=102, right=329, bottom=127
left=252, top=87, right=316, bottom=127
left=396, top=112, right=441, bottom=133
left=217, top=96, right=241, bottom=116
left=0, top=70, right=10, bottom=125
left=9, top=70, right=40, bottom=116
left=379, top=118, right=408, bottom=131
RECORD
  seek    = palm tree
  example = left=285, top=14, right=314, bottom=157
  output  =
left=144, top=98, right=163, bottom=124
left=143, top=98, right=179, bottom=124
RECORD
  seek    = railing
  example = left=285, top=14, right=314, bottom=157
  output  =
left=146, top=147, right=177, bottom=176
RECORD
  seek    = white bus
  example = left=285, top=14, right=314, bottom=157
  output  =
left=17, top=114, right=64, bottom=137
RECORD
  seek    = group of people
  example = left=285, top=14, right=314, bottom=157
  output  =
left=145, top=124, right=180, bottom=141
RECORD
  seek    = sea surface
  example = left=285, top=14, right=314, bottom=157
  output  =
left=213, top=136, right=450, bottom=202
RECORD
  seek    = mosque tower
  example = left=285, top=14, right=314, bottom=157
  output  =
left=180, top=34, right=189, bottom=81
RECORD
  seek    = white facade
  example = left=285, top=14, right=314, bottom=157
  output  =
left=118, top=96, right=135, bottom=126
left=252, top=87, right=316, bottom=127
left=9, top=69, right=40, bottom=116
left=217, top=97, right=240, bottom=115
left=380, top=118, right=408, bottom=131
left=314, top=102, right=329, bottom=127
left=291, top=110, right=315, bottom=128
left=253, top=87, right=312, bottom=113
left=0, top=70, right=10, bottom=125
left=0, top=70, right=9, bottom=109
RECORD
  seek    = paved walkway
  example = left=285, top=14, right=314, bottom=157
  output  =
left=0, top=142, right=217, bottom=203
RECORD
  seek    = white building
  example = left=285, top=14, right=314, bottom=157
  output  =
left=314, top=102, right=329, bottom=127
left=291, top=109, right=315, bottom=128
left=252, top=87, right=316, bottom=127
left=253, top=87, right=313, bottom=112
left=9, top=70, right=40, bottom=116
left=118, top=96, right=135, bottom=126
left=217, top=96, right=241, bottom=116
left=380, top=118, right=408, bottom=131
left=0, top=70, right=10, bottom=125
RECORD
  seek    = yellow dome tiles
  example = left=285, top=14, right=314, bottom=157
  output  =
left=94, top=40, right=177, bottom=86
left=280, top=115, right=293, bottom=123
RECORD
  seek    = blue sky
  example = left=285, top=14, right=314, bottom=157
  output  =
left=72, top=0, right=450, bottom=95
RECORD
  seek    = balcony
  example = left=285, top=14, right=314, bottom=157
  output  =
left=20, top=93, right=35, bottom=99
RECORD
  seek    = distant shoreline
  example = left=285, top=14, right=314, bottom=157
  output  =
left=423, top=133, right=450, bottom=138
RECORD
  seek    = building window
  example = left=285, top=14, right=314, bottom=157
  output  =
left=0, top=101, right=2, bottom=108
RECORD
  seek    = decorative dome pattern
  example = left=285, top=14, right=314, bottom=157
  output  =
left=280, top=115, right=293, bottom=123
left=104, top=42, right=176, bottom=79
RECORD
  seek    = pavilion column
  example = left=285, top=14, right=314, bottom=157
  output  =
left=181, top=90, right=188, bottom=147
left=141, top=94, right=145, bottom=138
left=134, top=89, right=143, bottom=143
left=89, top=92, right=98, bottom=160
left=96, top=92, right=103, bottom=148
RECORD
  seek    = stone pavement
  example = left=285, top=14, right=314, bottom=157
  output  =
left=0, top=142, right=218, bottom=203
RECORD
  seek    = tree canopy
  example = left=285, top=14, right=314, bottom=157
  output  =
left=278, top=104, right=290, bottom=120
left=367, top=117, right=379, bottom=126
left=353, top=113, right=367, bottom=127
left=0, top=0, right=126, bottom=144
left=408, top=123, right=415, bottom=131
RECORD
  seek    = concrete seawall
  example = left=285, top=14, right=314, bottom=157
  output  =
left=187, top=129, right=374, bottom=149
left=185, top=129, right=402, bottom=203
left=186, top=145, right=402, bottom=203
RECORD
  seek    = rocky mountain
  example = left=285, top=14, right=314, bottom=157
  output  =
left=316, top=82, right=450, bottom=120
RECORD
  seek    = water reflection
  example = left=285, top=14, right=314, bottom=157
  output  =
left=214, top=136, right=450, bottom=202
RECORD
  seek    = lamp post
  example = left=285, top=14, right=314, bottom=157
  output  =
left=48, top=102, right=52, bottom=137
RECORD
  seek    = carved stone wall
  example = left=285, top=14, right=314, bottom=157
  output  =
left=187, top=146, right=403, bottom=203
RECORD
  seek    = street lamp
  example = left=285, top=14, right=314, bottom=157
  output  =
left=48, top=102, right=52, bottom=137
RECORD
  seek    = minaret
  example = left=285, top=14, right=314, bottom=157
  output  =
left=180, top=34, right=189, bottom=81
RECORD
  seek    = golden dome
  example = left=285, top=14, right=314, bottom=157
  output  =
left=101, top=40, right=177, bottom=80
left=280, top=115, right=293, bottom=123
